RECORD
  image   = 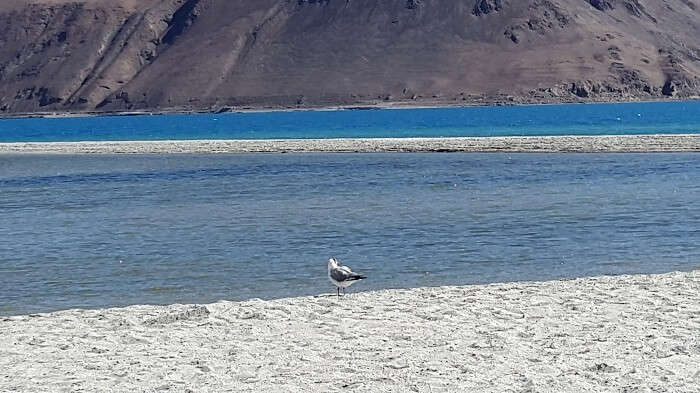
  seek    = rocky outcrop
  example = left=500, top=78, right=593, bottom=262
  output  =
left=472, top=0, right=503, bottom=16
left=504, top=0, right=571, bottom=43
left=0, top=0, right=698, bottom=115
left=588, top=0, right=614, bottom=11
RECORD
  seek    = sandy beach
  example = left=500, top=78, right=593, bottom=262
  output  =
left=1, top=270, right=698, bottom=392
left=0, top=134, right=699, bottom=154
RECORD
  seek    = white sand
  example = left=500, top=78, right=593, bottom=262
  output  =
left=1, top=271, right=699, bottom=392
left=1, top=134, right=699, bottom=154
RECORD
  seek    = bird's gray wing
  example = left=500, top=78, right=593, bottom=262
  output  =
left=330, top=267, right=353, bottom=282
left=332, top=266, right=365, bottom=282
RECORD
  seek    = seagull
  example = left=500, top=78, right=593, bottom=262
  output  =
left=327, top=257, right=366, bottom=297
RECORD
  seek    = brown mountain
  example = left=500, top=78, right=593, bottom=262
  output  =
left=0, top=0, right=699, bottom=115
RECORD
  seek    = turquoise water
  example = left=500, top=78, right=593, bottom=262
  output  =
left=0, top=101, right=699, bottom=142
left=1, top=153, right=699, bottom=315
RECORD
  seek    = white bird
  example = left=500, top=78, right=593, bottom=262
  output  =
left=327, top=257, right=366, bottom=297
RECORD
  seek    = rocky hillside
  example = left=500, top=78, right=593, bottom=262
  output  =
left=0, top=0, right=698, bottom=115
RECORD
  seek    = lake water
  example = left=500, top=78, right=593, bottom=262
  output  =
left=1, top=101, right=700, bottom=142
left=1, top=153, right=699, bottom=315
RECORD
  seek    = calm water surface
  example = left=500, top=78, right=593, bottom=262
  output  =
left=1, top=153, right=699, bottom=315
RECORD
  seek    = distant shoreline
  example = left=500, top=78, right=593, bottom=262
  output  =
left=1, top=97, right=699, bottom=120
left=1, top=135, right=699, bottom=154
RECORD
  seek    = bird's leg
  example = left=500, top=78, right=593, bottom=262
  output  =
left=342, top=287, right=346, bottom=296
left=337, top=287, right=340, bottom=297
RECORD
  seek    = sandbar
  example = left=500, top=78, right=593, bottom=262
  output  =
left=0, top=135, right=699, bottom=154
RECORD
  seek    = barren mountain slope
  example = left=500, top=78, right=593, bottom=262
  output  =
left=0, top=0, right=698, bottom=114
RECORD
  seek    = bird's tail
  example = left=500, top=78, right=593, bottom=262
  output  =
left=351, top=274, right=366, bottom=280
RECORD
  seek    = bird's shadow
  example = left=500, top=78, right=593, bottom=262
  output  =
left=314, top=293, right=348, bottom=298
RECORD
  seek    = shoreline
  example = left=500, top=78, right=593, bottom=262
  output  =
left=1, top=134, right=699, bottom=154
left=1, top=97, right=699, bottom=120
left=2, top=270, right=698, bottom=391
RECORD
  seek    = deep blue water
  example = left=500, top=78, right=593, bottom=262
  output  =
left=1, top=153, right=699, bottom=315
left=1, top=101, right=699, bottom=142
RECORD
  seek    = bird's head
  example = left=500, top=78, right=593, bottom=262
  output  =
left=328, top=257, right=339, bottom=269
